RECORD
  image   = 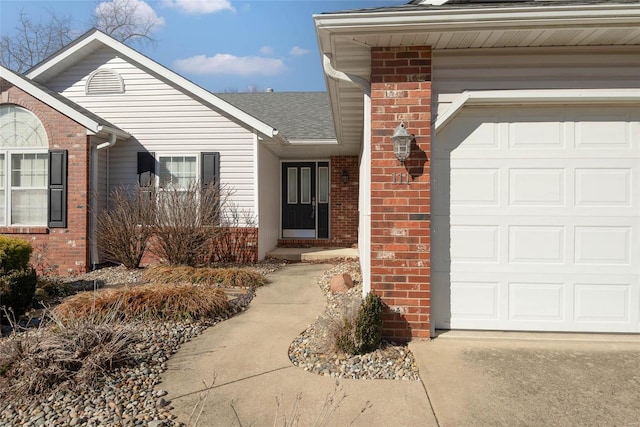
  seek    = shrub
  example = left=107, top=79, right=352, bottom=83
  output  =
left=320, top=292, right=384, bottom=356
left=53, top=283, right=229, bottom=321
left=34, top=277, right=76, bottom=306
left=0, top=267, right=37, bottom=319
left=143, top=265, right=268, bottom=288
left=95, top=185, right=157, bottom=269
left=152, top=182, right=229, bottom=266
left=0, top=315, right=141, bottom=394
left=355, top=292, right=384, bottom=354
left=0, top=235, right=32, bottom=272
left=210, top=202, right=257, bottom=263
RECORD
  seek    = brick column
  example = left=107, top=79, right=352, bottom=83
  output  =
left=369, top=46, right=432, bottom=340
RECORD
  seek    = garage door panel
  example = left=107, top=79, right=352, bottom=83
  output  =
left=575, top=168, right=632, bottom=207
left=574, top=283, right=632, bottom=323
left=509, top=168, right=565, bottom=206
left=575, top=226, right=632, bottom=265
left=509, top=226, right=565, bottom=264
left=433, top=106, right=640, bottom=333
left=508, top=282, right=565, bottom=321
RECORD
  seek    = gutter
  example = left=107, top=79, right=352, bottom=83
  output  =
left=314, top=4, right=640, bottom=32
left=90, top=132, right=119, bottom=269
left=322, top=53, right=373, bottom=296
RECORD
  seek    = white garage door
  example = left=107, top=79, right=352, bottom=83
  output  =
left=432, top=106, right=640, bottom=333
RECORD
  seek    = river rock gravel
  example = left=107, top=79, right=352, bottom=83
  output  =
left=1, top=260, right=418, bottom=427
left=288, top=261, right=420, bottom=381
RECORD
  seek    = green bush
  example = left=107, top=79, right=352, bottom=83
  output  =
left=355, top=292, right=384, bottom=354
left=0, top=268, right=37, bottom=318
left=34, top=278, right=76, bottom=306
left=0, top=236, right=32, bottom=272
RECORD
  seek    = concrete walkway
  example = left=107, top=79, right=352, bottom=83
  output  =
left=160, top=263, right=437, bottom=427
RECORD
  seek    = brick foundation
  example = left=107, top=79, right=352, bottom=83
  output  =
left=369, top=46, right=432, bottom=340
left=1, top=81, right=91, bottom=276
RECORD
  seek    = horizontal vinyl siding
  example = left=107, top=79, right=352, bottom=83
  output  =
left=433, top=46, right=640, bottom=118
left=44, top=46, right=257, bottom=213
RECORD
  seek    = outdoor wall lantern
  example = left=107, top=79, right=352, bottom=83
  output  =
left=391, top=120, right=413, bottom=164
left=342, top=169, right=349, bottom=183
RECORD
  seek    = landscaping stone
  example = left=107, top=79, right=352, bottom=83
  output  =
left=329, top=272, right=354, bottom=293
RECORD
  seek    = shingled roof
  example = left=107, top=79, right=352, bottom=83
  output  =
left=323, top=0, right=640, bottom=14
left=217, top=92, right=336, bottom=141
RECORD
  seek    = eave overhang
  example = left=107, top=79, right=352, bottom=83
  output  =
left=314, top=2, right=640, bottom=147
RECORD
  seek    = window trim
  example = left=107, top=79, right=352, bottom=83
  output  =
left=157, top=153, right=199, bottom=190
left=0, top=105, right=50, bottom=227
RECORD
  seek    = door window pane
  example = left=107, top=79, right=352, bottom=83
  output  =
left=301, top=167, right=311, bottom=204
left=287, top=168, right=297, bottom=204
left=318, top=167, right=328, bottom=203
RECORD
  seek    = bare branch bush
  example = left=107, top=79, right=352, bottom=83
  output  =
left=211, top=201, right=257, bottom=263
left=151, top=182, right=229, bottom=267
left=95, top=185, right=157, bottom=269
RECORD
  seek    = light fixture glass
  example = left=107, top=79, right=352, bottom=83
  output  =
left=391, top=121, right=412, bottom=164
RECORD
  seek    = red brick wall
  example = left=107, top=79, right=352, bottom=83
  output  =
left=330, top=156, right=358, bottom=246
left=1, top=81, right=91, bottom=276
left=369, top=46, right=432, bottom=340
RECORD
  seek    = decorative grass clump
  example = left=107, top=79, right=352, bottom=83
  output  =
left=53, top=283, right=229, bottom=321
left=0, top=317, right=141, bottom=394
left=143, top=265, right=268, bottom=288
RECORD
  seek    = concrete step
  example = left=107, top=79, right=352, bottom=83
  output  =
left=266, top=247, right=359, bottom=262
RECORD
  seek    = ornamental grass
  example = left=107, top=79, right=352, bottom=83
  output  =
left=143, top=265, right=268, bottom=288
left=53, top=283, right=229, bottom=322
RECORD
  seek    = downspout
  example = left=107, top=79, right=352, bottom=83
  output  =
left=322, top=54, right=373, bottom=296
left=90, top=133, right=117, bottom=269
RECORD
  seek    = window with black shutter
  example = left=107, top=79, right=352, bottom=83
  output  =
left=48, top=150, right=67, bottom=228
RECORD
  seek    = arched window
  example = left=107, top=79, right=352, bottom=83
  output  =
left=86, top=68, right=124, bottom=95
left=0, top=105, right=49, bottom=225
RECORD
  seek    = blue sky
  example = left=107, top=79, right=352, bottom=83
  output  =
left=0, top=0, right=406, bottom=92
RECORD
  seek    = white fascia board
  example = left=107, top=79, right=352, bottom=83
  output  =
left=435, top=89, right=640, bottom=133
left=27, top=31, right=282, bottom=142
left=2, top=66, right=101, bottom=135
left=314, top=4, right=640, bottom=34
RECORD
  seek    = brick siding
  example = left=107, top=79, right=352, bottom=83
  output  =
left=369, top=46, right=432, bottom=340
left=1, top=81, right=91, bottom=276
left=329, top=156, right=358, bottom=246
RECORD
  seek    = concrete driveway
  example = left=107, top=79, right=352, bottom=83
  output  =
left=410, top=332, right=640, bottom=427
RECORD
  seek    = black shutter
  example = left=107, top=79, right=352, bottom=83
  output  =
left=137, top=152, right=155, bottom=186
left=48, top=150, right=67, bottom=228
left=201, top=152, right=220, bottom=189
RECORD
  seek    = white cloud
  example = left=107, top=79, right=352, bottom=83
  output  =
left=259, top=46, right=274, bottom=55
left=162, top=0, right=235, bottom=14
left=289, top=46, right=309, bottom=56
left=95, top=0, right=165, bottom=30
left=174, top=54, right=286, bottom=76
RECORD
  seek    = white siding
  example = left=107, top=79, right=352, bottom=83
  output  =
left=44, top=46, right=258, bottom=215
left=433, top=47, right=640, bottom=118
left=257, top=142, right=280, bottom=259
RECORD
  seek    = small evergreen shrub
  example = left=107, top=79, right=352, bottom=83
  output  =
left=34, top=278, right=76, bottom=306
left=0, top=236, right=32, bottom=272
left=0, top=267, right=37, bottom=318
left=355, top=292, right=384, bottom=354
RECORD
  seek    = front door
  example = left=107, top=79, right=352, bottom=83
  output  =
left=282, top=162, right=329, bottom=239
